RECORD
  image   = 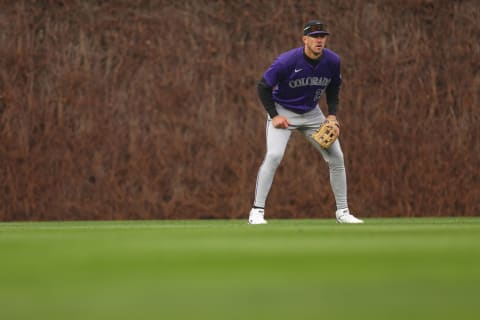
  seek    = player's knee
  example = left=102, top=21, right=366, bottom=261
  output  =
left=326, top=152, right=344, bottom=169
left=265, top=151, right=284, bottom=167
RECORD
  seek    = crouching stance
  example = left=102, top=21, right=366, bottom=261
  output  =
left=248, top=20, right=363, bottom=225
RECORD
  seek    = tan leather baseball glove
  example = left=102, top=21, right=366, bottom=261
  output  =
left=311, top=119, right=340, bottom=149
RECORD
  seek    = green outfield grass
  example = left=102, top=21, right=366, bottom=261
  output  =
left=1, top=217, right=479, bottom=320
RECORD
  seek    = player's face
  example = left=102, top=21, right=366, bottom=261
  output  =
left=303, top=34, right=328, bottom=58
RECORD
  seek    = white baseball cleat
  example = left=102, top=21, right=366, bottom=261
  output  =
left=248, top=208, right=268, bottom=225
left=336, top=208, right=364, bottom=224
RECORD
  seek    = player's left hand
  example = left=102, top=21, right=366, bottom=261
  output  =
left=311, top=117, right=340, bottom=149
left=326, top=115, right=340, bottom=136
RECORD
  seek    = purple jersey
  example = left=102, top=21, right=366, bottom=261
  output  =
left=263, top=47, right=342, bottom=114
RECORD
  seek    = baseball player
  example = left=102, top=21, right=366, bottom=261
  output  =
left=248, top=20, right=364, bottom=224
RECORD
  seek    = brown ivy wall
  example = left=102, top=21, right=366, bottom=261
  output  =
left=0, top=0, right=478, bottom=220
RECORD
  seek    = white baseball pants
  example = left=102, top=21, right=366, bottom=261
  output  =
left=253, top=104, right=348, bottom=210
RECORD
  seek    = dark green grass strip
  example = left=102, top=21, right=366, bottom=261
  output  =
left=1, top=217, right=479, bottom=320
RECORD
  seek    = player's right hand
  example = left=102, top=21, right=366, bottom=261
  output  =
left=272, top=115, right=290, bottom=129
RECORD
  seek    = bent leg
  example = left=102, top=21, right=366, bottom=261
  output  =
left=303, top=129, right=348, bottom=210
left=253, top=119, right=292, bottom=208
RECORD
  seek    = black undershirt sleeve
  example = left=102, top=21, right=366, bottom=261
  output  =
left=326, top=83, right=340, bottom=116
left=257, top=77, right=278, bottom=118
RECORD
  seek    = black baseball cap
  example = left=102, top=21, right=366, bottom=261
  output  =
left=303, top=20, right=330, bottom=36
